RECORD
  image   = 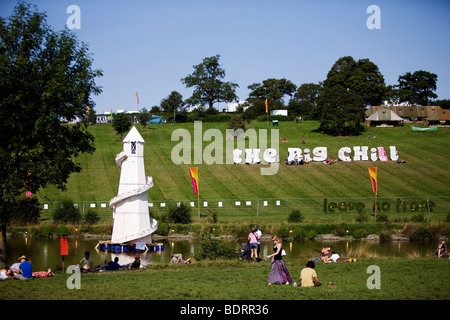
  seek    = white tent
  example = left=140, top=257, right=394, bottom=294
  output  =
left=366, top=109, right=403, bottom=121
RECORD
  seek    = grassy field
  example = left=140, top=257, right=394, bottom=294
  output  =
left=38, top=120, right=450, bottom=204
left=1, top=258, right=449, bottom=301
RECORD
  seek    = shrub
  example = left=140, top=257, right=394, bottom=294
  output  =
left=375, top=213, right=388, bottom=223
left=38, top=225, right=53, bottom=238
left=156, top=222, right=169, bottom=236
left=194, top=236, right=237, bottom=260
left=288, top=209, right=304, bottom=223
left=410, top=213, right=426, bottom=223
left=167, top=203, right=192, bottom=224
left=55, top=225, right=69, bottom=236
left=84, top=209, right=100, bottom=224
left=53, top=200, right=81, bottom=223
left=353, top=228, right=368, bottom=239
left=355, top=213, right=368, bottom=223
left=292, top=226, right=306, bottom=240
left=306, top=229, right=318, bottom=240
left=276, top=226, right=291, bottom=238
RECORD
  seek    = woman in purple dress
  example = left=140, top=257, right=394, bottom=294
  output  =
left=266, top=236, right=292, bottom=285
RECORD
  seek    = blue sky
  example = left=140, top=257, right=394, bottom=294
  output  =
left=1, top=0, right=449, bottom=114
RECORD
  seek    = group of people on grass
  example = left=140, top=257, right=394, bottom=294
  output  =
left=244, top=225, right=356, bottom=287
left=0, top=255, right=54, bottom=280
left=0, top=251, right=142, bottom=280
left=78, top=251, right=142, bottom=272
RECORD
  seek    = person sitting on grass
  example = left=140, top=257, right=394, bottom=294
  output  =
left=95, top=257, right=123, bottom=271
left=78, top=251, right=94, bottom=273
left=14, top=255, right=33, bottom=280
left=299, top=260, right=322, bottom=287
left=435, top=241, right=447, bottom=258
left=121, top=256, right=141, bottom=270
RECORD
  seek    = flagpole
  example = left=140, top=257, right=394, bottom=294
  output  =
left=374, top=166, right=377, bottom=217
left=374, top=191, right=377, bottom=218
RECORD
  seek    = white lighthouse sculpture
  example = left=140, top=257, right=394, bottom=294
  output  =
left=109, top=126, right=157, bottom=244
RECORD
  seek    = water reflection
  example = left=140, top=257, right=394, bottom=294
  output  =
left=5, top=237, right=435, bottom=272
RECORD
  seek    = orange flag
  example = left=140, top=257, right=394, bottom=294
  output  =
left=265, top=99, right=268, bottom=113
left=189, top=167, right=199, bottom=194
left=368, top=167, right=377, bottom=195
left=135, top=92, right=139, bottom=106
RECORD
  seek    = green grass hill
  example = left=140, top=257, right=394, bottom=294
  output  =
left=39, top=121, right=450, bottom=206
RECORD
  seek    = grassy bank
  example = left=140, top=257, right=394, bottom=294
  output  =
left=8, top=211, right=450, bottom=241
left=37, top=121, right=450, bottom=203
left=1, top=258, right=449, bottom=300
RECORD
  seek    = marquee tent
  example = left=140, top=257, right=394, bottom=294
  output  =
left=365, top=109, right=404, bottom=127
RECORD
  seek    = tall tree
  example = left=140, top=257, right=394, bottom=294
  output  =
left=316, top=85, right=365, bottom=136
left=295, top=82, right=323, bottom=104
left=323, top=56, right=386, bottom=106
left=396, top=70, right=438, bottom=106
left=181, top=55, right=239, bottom=110
left=160, top=91, right=184, bottom=122
left=0, top=2, right=102, bottom=268
left=247, top=78, right=296, bottom=115
left=112, top=113, right=132, bottom=138
left=137, top=107, right=150, bottom=128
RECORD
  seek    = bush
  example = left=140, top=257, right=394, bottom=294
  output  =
left=37, top=225, right=53, bottom=238
left=292, top=226, right=306, bottom=240
left=55, top=225, right=69, bottom=236
left=306, top=229, right=318, bottom=240
left=288, top=209, right=304, bottom=223
left=353, top=228, right=368, bottom=239
left=410, top=213, right=426, bottom=223
left=84, top=209, right=100, bottom=224
left=375, top=213, right=388, bottom=223
left=355, top=213, right=368, bottom=223
left=156, top=222, right=169, bottom=236
left=53, top=200, right=81, bottom=223
left=276, top=226, right=291, bottom=239
left=167, top=203, right=192, bottom=224
left=194, top=236, right=237, bottom=260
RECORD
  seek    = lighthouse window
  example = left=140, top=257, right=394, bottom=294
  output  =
left=131, top=142, right=136, bottom=154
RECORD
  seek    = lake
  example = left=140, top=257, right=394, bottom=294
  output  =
left=4, top=236, right=437, bottom=272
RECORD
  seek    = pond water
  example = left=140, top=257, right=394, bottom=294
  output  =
left=5, top=237, right=437, bottom=272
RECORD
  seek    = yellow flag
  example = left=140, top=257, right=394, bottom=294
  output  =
left=368, top=167, right=377, bottom=195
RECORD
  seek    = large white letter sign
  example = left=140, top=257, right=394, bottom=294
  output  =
left=287, top=148, right=302, bottom=162
left=338, top=147, right=352, bottom=162
left=389, top=146, right=399, bottom=161
left=353, top=146, right=368, bottom=161
left=263, top=148, right=277, bottom=163
left=313, top=147, right=327, bottom=162
left=245, top=149, right=261, bottom=164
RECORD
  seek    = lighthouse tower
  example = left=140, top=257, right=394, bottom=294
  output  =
left=110, top=126, right=157, bottom=244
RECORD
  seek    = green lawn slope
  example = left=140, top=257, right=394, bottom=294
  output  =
left=39, top=121, right=450, bottom=204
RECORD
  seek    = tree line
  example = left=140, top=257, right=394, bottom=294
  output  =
left=138, top=54, right=441, bottom=136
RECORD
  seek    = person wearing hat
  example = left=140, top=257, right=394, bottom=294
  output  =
left=15, top=255, right=33, bottom=280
